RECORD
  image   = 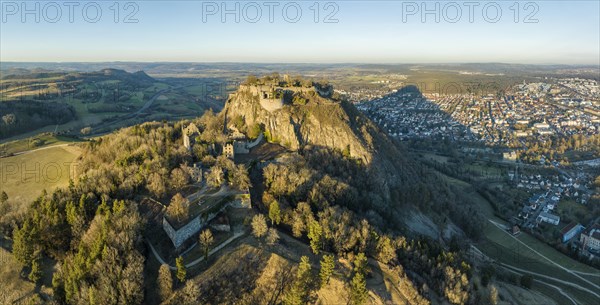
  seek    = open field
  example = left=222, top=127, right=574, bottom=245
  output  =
left=478, top=221, right=600, bottom=305
left=183, top=84, right=209, bottom=96
left=0, top=70, right=179, bottom=140
left=0, top=133, right=82, bottom=155
left=0, top=239, right=37, bottom=304
left=0, top=145, right=82, bottom=206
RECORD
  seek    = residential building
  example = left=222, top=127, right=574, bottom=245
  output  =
left=560, top=222, right=584, bottom=243
left=580, top=224, right=600, bottom=253
left=537, top=212, right=560, bottom=225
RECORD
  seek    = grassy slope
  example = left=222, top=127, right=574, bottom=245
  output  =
left=0, top=241, right=37, bottom=303
left=427, top=158, right=599, bottom=304
left=0, top=145, right=82, bottom=206
left=0, top=134, right=81, bottom=154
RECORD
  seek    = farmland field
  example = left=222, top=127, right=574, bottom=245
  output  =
left=0, top=145, right=82, bottom=207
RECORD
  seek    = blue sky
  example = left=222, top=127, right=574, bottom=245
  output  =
left=1, top=0, right=599, bottom=64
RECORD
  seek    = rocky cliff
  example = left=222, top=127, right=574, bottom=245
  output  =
left=222, top=84, right=416, bottom=196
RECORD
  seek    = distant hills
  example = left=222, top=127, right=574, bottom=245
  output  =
left=1, top=68, right=155, bottom=87
left=2, top=62, right=598, bottom=79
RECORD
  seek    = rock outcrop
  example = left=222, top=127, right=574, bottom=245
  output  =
left=222, top=83, right=416, bottom=198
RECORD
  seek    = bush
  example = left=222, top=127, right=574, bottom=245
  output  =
left=520, top=275, right=533, bottom=289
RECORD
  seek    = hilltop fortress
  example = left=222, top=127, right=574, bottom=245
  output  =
left=222, top=74, right=381, bottom=164
left=234, top=75, right=334, bottom=112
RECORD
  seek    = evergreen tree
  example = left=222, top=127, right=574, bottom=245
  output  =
left=350, top=272, right=368, bottom=305
left=28, top=256, right=42, bottom=283
left=284, top=256, right=312, bottom=305
left=52, top=272, right=66, bottom=304
left=319, top=254, right=335, bottom=287
left=307, top=220, right=322, bottom=254
left=283, top=284, right=304, bottom=305
left=66, top=200, right=85, bottom=240
left=0, top=191, right=8, bottom=203
left=376, top=235, right=396, bottom=264
left=353, top=253, right=368, bottom=275
left=13, top=219, right=35, bottom=267
left=88, top=287, right=97, bottom=305
left=176, top=256, right=186, bottom=284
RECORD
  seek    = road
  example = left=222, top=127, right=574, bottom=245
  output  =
left=134, top=87, right=178, bottom=116
left=10, top=143, right=72, bottom=156
left=87, top=85, right=187, bottom=136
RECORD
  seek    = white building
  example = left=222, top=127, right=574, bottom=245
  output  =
left=580, top=224, right=600, bottom=253
left=537, top=212, right=560, bottom=225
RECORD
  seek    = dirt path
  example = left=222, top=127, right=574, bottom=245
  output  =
left=499, top=263, right=600, bottom=299
left=488, top=219, right=600, bottom=292
left=11, top=143, right=71, bottom=156
left=471, top=245, right=598, bottom=305
left=499, top=262, right=579, bottom=305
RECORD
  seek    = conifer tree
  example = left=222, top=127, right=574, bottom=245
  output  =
left=350, top=272, right=368, bottom=305
left=28, top=255, right=42, bottom=283
left=319, top=254, right=335, bottom=287
left=13, top=219, right=35, bottom=267
left=176, top=256, right=186, bottom=284
left=0, top=191, right=8, bottom=203
left=284, top=256, right=312, bottom=305
left=307, top=220, right=322, bottom=254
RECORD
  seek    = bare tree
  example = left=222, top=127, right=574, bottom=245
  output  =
left=251, top=214, right=268, bottom=239
left=167, top=193, right=189, bottom=223
left=199, top=229, right=214, bottom=260
left=158, top=264, right=173, bottom=302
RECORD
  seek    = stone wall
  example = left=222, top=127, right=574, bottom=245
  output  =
left=163, top=216, right=202, bottom=249
left=211, top=224, right=231, bottom=232
left=163, top=197, right=250, bottom=248
left=233, top=141, right=250, bottom=154
left=259, top=98, right=284, bottom=112
left=230, top=193, right=251, bottom=209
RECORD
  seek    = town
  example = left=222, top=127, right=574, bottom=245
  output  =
left=357, top=77, right=600, bottom=269
left=358, top=77, right=600, bottom=165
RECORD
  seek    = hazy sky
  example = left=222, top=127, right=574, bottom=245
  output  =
left=1, top=0, right=599, bottom=64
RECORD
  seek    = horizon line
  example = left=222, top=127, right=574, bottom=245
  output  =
left=1, top=61, right=599, bottom=67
